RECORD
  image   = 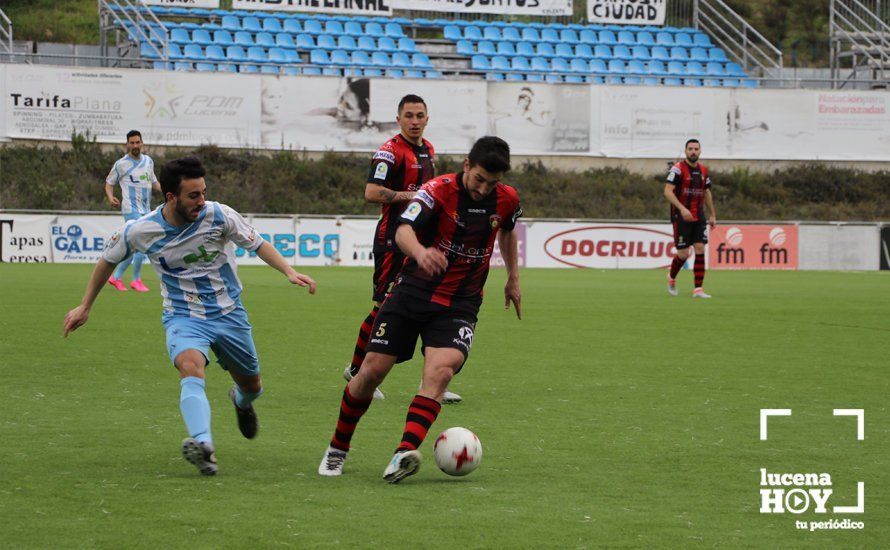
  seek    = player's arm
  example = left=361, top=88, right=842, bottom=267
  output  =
left=663, top=183, right=694, bottom=222
left=498, top=229, right=522, bottom=320
left=364, top=183, right=415, bottom=204
left=395, top=223, right=447, bottom=276
left=704, top=188, right=717, bottom=229
left=364, top=146, right=414, bottom=204
left=254, top=241, right=316, bottom=294
left=63, top=258, right=118, bottom=337
left=104, top=183, right=120, bottom=208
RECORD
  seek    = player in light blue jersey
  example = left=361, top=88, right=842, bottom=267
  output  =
left=65, top=157, right=317, bottom=476
left=104, top=130, right=160, bottom=292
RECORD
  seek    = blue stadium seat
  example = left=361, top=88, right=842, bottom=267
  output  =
left=325, top=21, right=344, bottom=35
left=689, top=47, right=709, bottom=62
left=722, top=78, right=741, bottom=87
left=490, top=55, right=510, bottom=71
left=589, top=59, right=608, bottom=75
left=477, top=41, right=496, bottom=56
left=226, top=46, right=247, bottom=62
left=663, top=77, right=682, bottom=86
left=471, top=55, right=491, bottom=70
left=385, top=23, right=405, bottom=38
left=624, top=75, right=642, bottom=85
left=575, top=44, right=594, bottom=58
left=580, top=29, right=598, bottom=45
left=444, top=25, right=461, bottom=41
left=323, top=67, right=341, bottom=76
left=709, top=48, right=729, bottom=62
left=521, top=28, right=540, bottom=42
left=483, top=26, right=501, bottom=41
left=365, top=22, right=385, bottom=37
left=174, top=61, right=193, bottom=72
left=537, top=43, right=556, bottom=57
left=221, top=15, right=240, bottom=31
left=555, top=43, right=574, bottom=58
left=310, top=49, right=330, bottom=65
left=541, top=28, right=560, bottom=43
left=233, top=31, right=253, bottom=47
left=357, top=36, right=376, bottom=51
left=193, top=29, right=213, bottom=46
left=613, top=45, right=632, bottom=60
left=183, top=44, right=204, bottom=60
left=302, top=66, right=323, bottom=76
left=686, top=61, right=706, bottom=76
left=607, top=75, right=624, bottom=84
left=456, top=40, right=474, bottom=55
left=656, top=32, right=674, bottom=46
left=246, top=46, right=268, bottom=63
left=487, top=72, right=505, bottom=81
left=363, top=68, right=383, bottom=77
left=337, top=35, right=356, bottom=50
left=561, top=29, right=580, bottom=44
left=213, top=30, right=235, bottom=46
left=217, top=63, right=237, bottom=73
left=651, top=46, right=670, bottom=61
left=304, top=20, right=323, bottom=35
left=626, top=59, right=646, bottom=76
left=371, top=51, right=390, bottom=66
left=405, top=69, right=425, bottom=78
left=632, top=45, right=651, bottom=60
left=546, top=74, right=563, bottom=83
left=706, top=61, right=726, bottom=76
left=703, top=78, right=721, bottom=87
left=642, top=76, right=660, bottom=86
left=670, top=47, right=688, bottom=60
left=152, top=61, right=173, bottom=71
left=511, top=56, right=531, bottom=71
left=378, top=36, right=398, bottom=52
left=497, top=41, right=516, bottom=56
left=515, top=41, right=534, bottom=57
left=351, top=50, right=372, bottom=66
left=269, top=47, right=288, bottom=63
left=608, top=59, right=627, bottom=74
left=647, top=60, right=667, bottom=75
left=412, top=53, right=432, bottom=68
left=594, top=45, right=612, bottom=59
left=726, top=62, right=746, bottom=76
left=667, top=61, right=686, bottom=75
left=617, top=31, right=635, bottom=45
left=283, top=20, right=302, bottom=34
left=171, top=28, right=190, bottom=44
left=465, top=26, right=483, bottom=41
left=284, top=49, right=301, bottom=63
left=386, top=68, right=404, bottom=79
left=636, top=31, right=655, bottom=46
left=599, top=30, right=618, bottom=46
left=205, top=44, right=226, bottom=62
left=398, top=38, right=417, bottom=52
left=242, top=17, right=262, bottom=32
left=255, top=32, right=275, bottom=48
left=260, top=65, right=279, bottom=75
left=569, top=58, right=589, bottom=72
left=263, top=18, right=283, bottom=33
left=426, top=69, right=445, bottom=78
left=675, top=33, right=693, bottom=47
left=283, top=66, right=300, bottom=76
left=330, top=49, right=350, bottom=65
left=502, top=27, right=521, bottom=42
left=694, top=33, right=712, bottom=47
left=526, top=73, right=543, bottom=82
left=316, top=34, right=337, bottom=50
left=202, top=21, right=222, bottom=32
left=344, top=21, right=363, bottom=36
left=551, top=57, right=570, bottom=72
left=684, top=78, right=702, bottom=87
left=390, top=51, right=409, bottom=67
left=296, top=34, right=315, bottom=49
left=531, top=57, right=549, bottom=72
left=506, top=72, right=525, bottom=81
left=565, top=74, right=584, bottom=83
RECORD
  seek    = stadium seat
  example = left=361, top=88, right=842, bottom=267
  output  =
left=502, top=27, right=521, bottom=42
left=310, top=49, right=330, bottom=65
left=580, top=29, right=598, bottom=45
left=371, top=51, right=390, bottom=66
left=675, top=33, right=693, bottom=47
left=531, top=57, right=549, bottom=72
left=193, top=29, right=213, bottom=46
left=398, top=38, right=417, bottom=52
left=511, top=56, right=531, bottom=71
left=613, top=45, right=633, bottom=60
left=512, top=41, right=532, bottom=57
left=555, top=43, right=574, bottom=58
left=263, top=18, right=283, bottom=33
left=456, top=40, right=474, bottom=56
left=464, top=26, right=483, bottom=41
left=594, top=45, right=612, bottom=59
left=376, top=36, right=397, bottom=52
left=689, top=47, right=709, bottom=62
left=238, top=64, right=258, bottom=74
left=544, top=74, right=561, bottom=83
left=183, top=44, right=204, bottom=60
left=706, top=61, right=726, bottom=76
left=722, top=78, right=740, bottom=87
left=608, top=59, right=627, bottom=74
left=283, top=66, right=300, bottom=76
left=536, top=43, right=556, bottom=57
left=174, top=61, right=193, bottom=72
left=663, top=77, right=682, bottom=85
left=302, top=66, right=323, bottom=76
left=497, top=42, right=516, bottom=56
left=221, top=15, right=240, bottom=31
left=667, top=61, right=686, bottom=75
left=325, top=21, right=344, bottom=35
left=506, top=72, right=524, bottom=81
left=412, top=53, right=432, bottom=69
left=626, top=59, right=646, bottom=76
left=477, top=41, right=496, bottom=56
left=541, top=28, right=560, bottom=43
left=686, top=62, right=706, bottom=76
left=205, top=44, right=226, bottom=62
left=216, top=63, right=237, bottom=73
left=241, top=17, right=261, bottom=32
left=617, top=31, right=635, bottom=45
left=483, top=26, right=501, bottom=41
left=526, top=73, right=543, bottom=82
left=490, top=55, right=510, bottom=71
left=642, top=76, right=660, bottom=86
left=386, top=68, right=404, bottom=79
left=564, top=74, right=584, bottom=83
left=304, top=20, right=323, bottom=35
left=255, top=32, right=275, bottom=48
left=606, top=75, right=623, bottom=85
left=487, top=72, right=505, bottom=81
left=568, top=58, right=588, bottom=73
left=296, top=34, right=315, bottom=49
left=444, top=25, right=461, bottom=41
left=152, top=61, right=172, bottom=71
left=330, top=49, right=350, bottom=65
left=589, top=58, right=608, bottom=75
left=317, top=35, right=337, bottom=50
left=385, top=23, right=405, bottom=38
left=521, top=28, right=540, bottom=42
left=226, top=45, right=247, bottom=62
left=388, top=51, right=407, bottom=67
left=363, top=68, right=383, bottom=76
left=284, top=49, right=301, bottom=63
left=709, top=48, right=729, bottom=62
left=561, top=29, right=580, bottom=44
left=343, top=21, right=362, bottom=36
left=636, top=31, right=655, bottom=46
left=599, top=30, right=618, bottom=46
left=336, top=35, right=355, bottom=50
left=471, top=55, right=491, bottom=70
left=694, top=33, right=712, bottom=47
left=170, top=28, right=190, bottom=44
left=703, top=78, right=721, bottom=87
left=233, top=31, right=253, bottom=47
left=624, top=75, right=642, bottom=85
left=269, top=47, right=288, bottom=63
left=213, top=30, right=235, bottom=46
left=670, top=47, right=688, bottom=60
left=742, top=78, right=758, bottom=88
left=726, top=62, right=746, bottom=76
left=656, top=32, right=674, bottom=46
left=406, top=69, right=426, bottom=78
left=365, top=22, right=385, bottom=38
left=351, top=50, right=372, bottom=66
left=283, top=20, right=302, bottom=34
left=651, top=46, right=670, bottom=61
left=632, top=46, right=651, bottom=60
left=684, top=78, right=702, bottom=86
left=575, top=44, right=594, bottom=58
left=357, top=36, right=376, bottom=51
left=323, top=67, right=341, bottom=76
left=646, top=60, right=667, bottom=75
left=551, top=57, right=570, bottom=73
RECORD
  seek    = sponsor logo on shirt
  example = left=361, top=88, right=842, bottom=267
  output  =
left=374, top=162, right=389, bottom=180
left=402, top=202, right=422, bottom=222
left=416, top=190, right=435, bottom=209
left=373, top=150, right=397, bottom=164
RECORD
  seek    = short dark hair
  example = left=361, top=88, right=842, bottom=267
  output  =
left=159, top=157, right=206, bottom=197
left=685, top=138, right=700, bottom=148
left=126, top=130, right=142, bottom=141
left=398, top=94, right=427, bottom=113
left=468, top=136, right=511, bottom=173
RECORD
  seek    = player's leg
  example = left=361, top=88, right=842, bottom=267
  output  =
left=211, top=307, right=263, bottom=439
left=165, top=317, right=217, bottom=475
left=668, top=220, right=692, bottom=296
left=691, top=237, right=711, bottom=298
left=343, top=301, right=385, bottom=400
left=109, top=254, right=132, bottom=291
left=129, top=252, right=149, bottom=292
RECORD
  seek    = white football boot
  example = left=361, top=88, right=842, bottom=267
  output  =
left=383, top=449, right=422, bottom=484
left=318, top=445, right=348, bottom=476
left=692, top=288, right=712, bottom=299
left=667, top=277, right=678, bottom=297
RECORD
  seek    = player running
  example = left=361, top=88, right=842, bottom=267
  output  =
left=664, top=139, right=717, bottom=298
left=104, top=130, right=160, bottom=292
left=343, top=93, right=461, bottom=404
left=63, top=157, right=316, bottom=476
left=319, top=136, right=522, bottom=483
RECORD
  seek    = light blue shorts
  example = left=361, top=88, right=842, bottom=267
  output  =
left=163, top=306, right=260, bottom=376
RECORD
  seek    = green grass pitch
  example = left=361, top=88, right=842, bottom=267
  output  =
left=1, top=264, right=888, bottom=547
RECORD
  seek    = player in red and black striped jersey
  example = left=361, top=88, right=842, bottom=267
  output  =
left=319, top=137, right=522, bottom=483
left=664, top=139, right=717, bottom=298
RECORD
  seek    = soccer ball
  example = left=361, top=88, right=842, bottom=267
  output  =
left=433, top=427, right=483, bottom=476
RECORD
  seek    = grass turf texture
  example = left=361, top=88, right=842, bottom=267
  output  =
left=1, top=264, right=887, bottom=547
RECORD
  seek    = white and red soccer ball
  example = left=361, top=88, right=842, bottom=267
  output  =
left=433, top=427, right=483, bottom=476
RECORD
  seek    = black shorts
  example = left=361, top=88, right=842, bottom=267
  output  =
left=365, top=286, right=479, bottom=366
left=372, top=244, right=406, bottom=302
left=672, top=219, right=708, bottom=249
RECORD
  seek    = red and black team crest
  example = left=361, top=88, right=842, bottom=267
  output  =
left=489, top=214, right=501, bottom=230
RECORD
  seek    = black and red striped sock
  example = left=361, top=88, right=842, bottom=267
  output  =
left=669, top=256, right=684, bottom=279
left=347, top=306, right=380, bottom=378
left=396, top=395, right=442, bottom=452
left=330, top=385, right=373, bottom=452
left=694, top=253, right=706, bottom=288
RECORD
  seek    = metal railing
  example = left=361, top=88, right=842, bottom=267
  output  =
left=693, top=0, right=783, bottom=76
left=0, top=8, right=13, bottom=61
left=98, top=0, right=169, bottom=65
left=830, top=0, right=890, bottom=87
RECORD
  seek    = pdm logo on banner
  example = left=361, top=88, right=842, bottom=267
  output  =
left=588, top=0, right=667, bottom=25
left=231, top=0, right=393, bottom=15
left=51, top=216, right=120, bottom=263
left=880, top=226, right=890, bottom=271
left=140, top=0, right=221, bottom=7
left=543, top=225, right=676, bottom=269
left=392, top=0, right=572, bottom=16
left=0, top=215, right=51, bottom=262
left=709, top=225, right=798, bottom=270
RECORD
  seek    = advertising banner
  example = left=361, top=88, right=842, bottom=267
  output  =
left=0, top=64, right=6, bottom=142
left=50, top=215, right=121, bottom=263
left=526, top=222, right=677, bottom=269
left=338, top=218, right=378, bottom=267
left=0, top=214, right=52, bottom=263
left=708, top=225, right=798, bottom=270
left=491, top=221, right=528, bottom=268
left=488, top=83, right=590, bottom=154
left=392, top=0, right=572, bottom=16
left=588, top=0, right=667, bottom=25
left=234, top=216, right=341, bottom=266
left=140, top=0, right=221, bottom=8
left=231, top=0, right=393, bottom=16
left=881, top=227, right=890, bottom=271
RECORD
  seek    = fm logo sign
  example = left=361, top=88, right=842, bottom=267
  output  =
left=758, top=408, right=865, bottom=530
